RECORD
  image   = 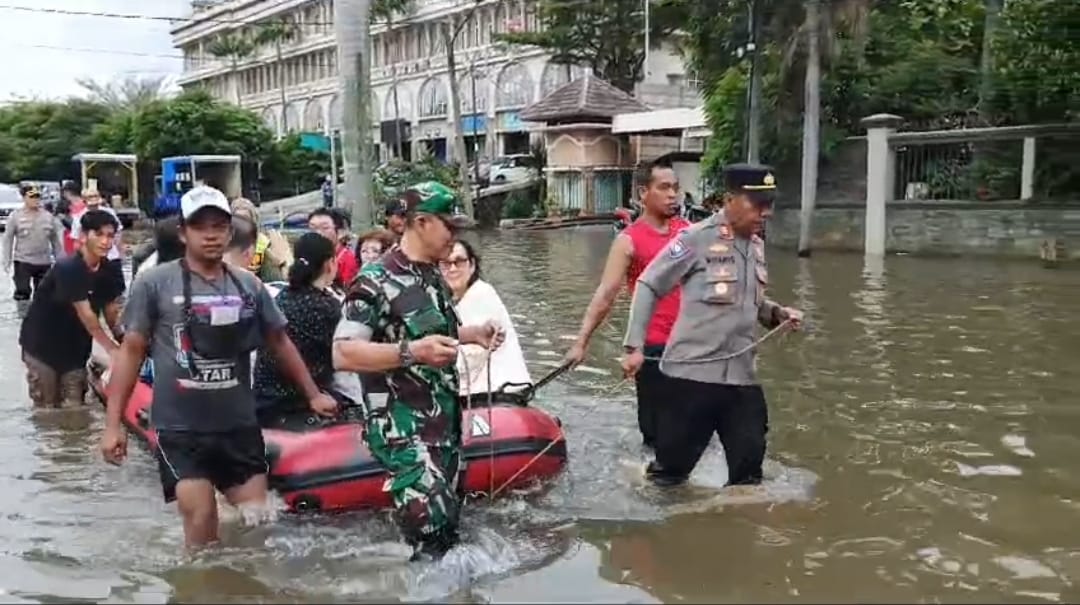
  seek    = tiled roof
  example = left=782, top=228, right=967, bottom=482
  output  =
left=520, top=73, right=650, bottom=123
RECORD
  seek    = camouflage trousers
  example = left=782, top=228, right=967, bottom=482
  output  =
left=23, top=351, right=87, bottom=408
left=364, top=411, right=462, bottom=546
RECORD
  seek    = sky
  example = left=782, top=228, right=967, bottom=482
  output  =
left=0, top=0, right=192, bottom=102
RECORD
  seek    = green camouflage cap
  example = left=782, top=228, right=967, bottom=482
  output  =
left=404, top=181, right=457, bottom=215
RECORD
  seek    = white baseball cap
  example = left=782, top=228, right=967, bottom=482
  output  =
left=180, top=185, right=232, bottom=220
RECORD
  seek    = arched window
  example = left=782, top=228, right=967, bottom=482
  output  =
left=383, top=84, right=413, bottom=121
left=261, top=107, right=279, bottom=134
left=540, top=61, right=584, bottom=97
left=328, top=94, right=342, bottom=130
left=418, top=76, right=448, bottom=118
left=495, top=61, right=534, bottom=110
left=303, top=100, right=324, bottom=132
left=458, top=69, right=489, bottom=114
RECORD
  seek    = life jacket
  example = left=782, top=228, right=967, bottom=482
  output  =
left=249, top=232, right=271, bottom=274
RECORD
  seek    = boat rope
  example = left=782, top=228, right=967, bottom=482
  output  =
left=461, top=320, right=794, bottom=500
left=640, top=318, right=794, bottom=363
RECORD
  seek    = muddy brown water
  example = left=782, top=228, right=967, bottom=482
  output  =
left=1, top=225, right=1078, bottom=603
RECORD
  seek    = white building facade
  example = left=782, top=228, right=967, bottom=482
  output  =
left=172, top=0, right=699, bottom=163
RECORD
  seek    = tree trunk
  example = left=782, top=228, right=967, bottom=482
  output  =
left=796, top=0, right=821, bottom=258
left=746, top=0, right=762, bottom=163
left=335, top=0, right=374, bottom=227
left=277, top=41, right=289, bottom=133
left=442, top=19, right=475, bottom=219
left=978, top=0, right=1003, bottom=118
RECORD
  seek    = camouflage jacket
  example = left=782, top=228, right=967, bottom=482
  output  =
left=337, top=248, right=462, bottom=446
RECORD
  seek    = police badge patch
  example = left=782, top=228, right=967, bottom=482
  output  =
left=668, top=238, right=690, bottom=260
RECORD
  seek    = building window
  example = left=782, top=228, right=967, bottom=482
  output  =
left=418, top=77, right=448, bottom=118
left=383, top=84, right=412, bottom=121
left=459, top=69, right=489, bottom=114
left=495, top=61, right=534, bottom=109
left=540, top=61, right=581, bottom=96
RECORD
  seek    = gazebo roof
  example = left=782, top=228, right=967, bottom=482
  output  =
left=520, top=73, right=650, bottom=124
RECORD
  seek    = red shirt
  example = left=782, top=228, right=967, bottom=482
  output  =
left=624, top=217, right=691, bottom=347
left=62, top=200, right=86, bottom=255
left=336, top=245, right=359, bottom=287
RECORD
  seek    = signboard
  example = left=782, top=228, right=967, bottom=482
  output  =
left=299, top=132, right=331, bottom=153
left=497, top=111, right=525, bottom=132
left=461, top=114, right=488, bottom=134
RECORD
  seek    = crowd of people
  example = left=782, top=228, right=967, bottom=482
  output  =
left=9, top=162, right=803, bottom=563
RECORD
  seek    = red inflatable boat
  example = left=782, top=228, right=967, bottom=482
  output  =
left=88, top=368, right=568, bottom=513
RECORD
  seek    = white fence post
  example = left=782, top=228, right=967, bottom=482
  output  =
left=1021, top=136, right=1036, bottom=201
left=861, top=113, right=903, bottom=256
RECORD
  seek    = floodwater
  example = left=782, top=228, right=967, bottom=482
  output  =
left=1, top=225, right=1079, bottom=603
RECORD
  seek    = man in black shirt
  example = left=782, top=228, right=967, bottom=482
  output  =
left=18, top=210, right=125, bottom=407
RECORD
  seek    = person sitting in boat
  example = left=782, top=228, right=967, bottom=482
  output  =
left=133, top=216, right=184, bottom=277
left=439, top=238, right=532, bottom=403
left=355, top=228, right=396, bottom=268
left=253, top=232, right=345, bottom=428
left=230, top=197, right=292, bottom=282
left=308, top=208, right=359, bottom=289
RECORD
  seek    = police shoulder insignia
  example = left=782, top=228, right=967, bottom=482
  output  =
left=668, top=237, right=690, bottom=260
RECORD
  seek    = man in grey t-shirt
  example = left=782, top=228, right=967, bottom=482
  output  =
left=98, top=185, right=337, bottom=549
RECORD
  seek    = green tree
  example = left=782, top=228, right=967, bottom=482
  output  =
left=89, top=89, right=275, bottom=163
left=0, top=99, right=112, bottom=181
left=260, top=134, right=333, bottom=198
left=497, top=0, right=688, bottom=93
left=207, top=30, right=256, bottom=105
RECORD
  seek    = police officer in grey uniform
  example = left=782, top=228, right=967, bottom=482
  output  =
left=621, top=163, right=803, bottom=487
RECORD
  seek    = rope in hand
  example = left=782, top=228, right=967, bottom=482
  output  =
left=462, top=318, right=795, bottom=500
left=639, top=318, right=794, bottom=364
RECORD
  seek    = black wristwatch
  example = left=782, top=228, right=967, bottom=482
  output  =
left=398, top=339, right=416, bottom=368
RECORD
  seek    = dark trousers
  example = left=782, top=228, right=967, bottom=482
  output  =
left=13, top=261, right=51, bottom=301
left=635, top=344, right=667, bottom=448
left=647, top=376, right=769, bottom=487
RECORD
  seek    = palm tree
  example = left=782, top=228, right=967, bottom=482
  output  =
left=255, top=17, right=299, bottom=133
left=207, top=30, right=256, bottom=106
left=76, top=75, right=172, bottom=111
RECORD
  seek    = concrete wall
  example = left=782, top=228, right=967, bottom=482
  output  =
left=768, top=202, right=1080, bottom=259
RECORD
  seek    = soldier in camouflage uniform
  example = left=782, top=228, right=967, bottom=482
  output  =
left=333, top=182, right=504, bottom=561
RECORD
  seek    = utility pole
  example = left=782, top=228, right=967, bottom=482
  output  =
left=335, top=0, right=374, bottom=228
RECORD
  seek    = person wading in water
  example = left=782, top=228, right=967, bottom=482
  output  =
left=333, top=181, right=504, bottom=562
left=18, top=210, right=124, bottom=407
left=99, top=185, right=337, bottom=549
left=2, top=184, right=66, bottom=301
left=621, top=164, right=803, bottom=488
left=564, top=161, right=689, bottom=449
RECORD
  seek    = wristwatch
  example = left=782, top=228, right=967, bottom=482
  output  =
left=398, top=339, right=416, bottom=368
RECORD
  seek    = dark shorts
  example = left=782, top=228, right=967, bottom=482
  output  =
left=155, top=427, right=268, bottom=503
left=634, top=344, right=667, bottom=447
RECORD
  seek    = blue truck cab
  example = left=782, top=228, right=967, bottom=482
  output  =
left=153, top=155, right=243, bottom=218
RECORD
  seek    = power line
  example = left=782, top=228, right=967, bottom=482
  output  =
left=0, top=3, right=334, bottom=27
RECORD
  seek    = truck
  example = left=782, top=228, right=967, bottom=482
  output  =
left=71, top=153, right=143, bottom=228
left=154, top=155, right=243, bottom=218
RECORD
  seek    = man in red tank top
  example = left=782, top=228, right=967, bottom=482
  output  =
left=565, top=161, right=689, bottom=448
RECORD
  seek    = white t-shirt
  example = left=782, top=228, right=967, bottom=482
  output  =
left=454, top=279, right=532, bottom=396
left=71, top=206, right=123, bottom=260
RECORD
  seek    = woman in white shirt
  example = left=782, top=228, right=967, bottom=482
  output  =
left=439, top=239, right=532, bottom=401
